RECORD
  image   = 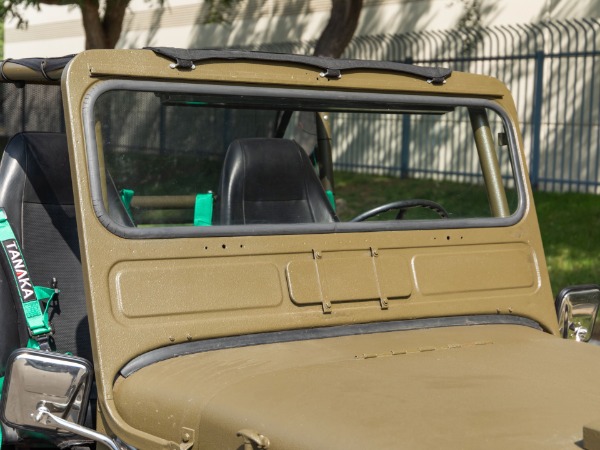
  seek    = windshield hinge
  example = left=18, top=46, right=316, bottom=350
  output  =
left=178, top=427, right=194, bottom=450
left=237, top=429, right=270, bottom=449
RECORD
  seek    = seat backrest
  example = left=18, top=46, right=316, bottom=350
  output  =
left=0, top=132, right=92, bottom=369
left=219, top=138, right=338, bottom=225
left=0, top=132, right=131, bottom=374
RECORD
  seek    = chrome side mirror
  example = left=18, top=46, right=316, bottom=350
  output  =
left=555, top=285, right=600, bottom=343
left=0, top=348, right=92, bottom=433
left=1, top=349, right=128, bottom=450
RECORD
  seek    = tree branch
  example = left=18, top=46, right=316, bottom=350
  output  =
left=0, top=0, right=74, bottom=29
left=36, top=0, right=71, bottom=5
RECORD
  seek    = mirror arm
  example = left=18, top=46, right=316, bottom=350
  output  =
left=35, top=406, right=125, bottom=450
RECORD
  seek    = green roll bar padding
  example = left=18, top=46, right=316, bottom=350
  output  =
left=194, top=193, right=213, bottom=226
left=326, top=190, right=336, bottom=211
left=120, top=188, right=135, bottom=220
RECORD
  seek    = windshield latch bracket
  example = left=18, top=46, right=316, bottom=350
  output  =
left=319, top=68, right=342, bottom=80
left=370, top=247, right=389, bottom=310
left=312, top=249, right=332, bottom=314
left=169, top=59, right=196, bottom=70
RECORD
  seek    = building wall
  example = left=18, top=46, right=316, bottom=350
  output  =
left=4, top=0, right=600, bottom=58
left=3, top=0, right=600, bottom=193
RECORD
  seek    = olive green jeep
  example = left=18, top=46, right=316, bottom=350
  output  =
left=0, top=48, right=599, bottom=450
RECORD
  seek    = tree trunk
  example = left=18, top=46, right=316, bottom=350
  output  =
left=80, top=0, right=129, bottom=49
left=103, top=0, right=129, bottom=48
left=313, top=0, right=363, bottom=58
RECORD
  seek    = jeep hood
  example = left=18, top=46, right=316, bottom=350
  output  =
left=112, top=324, right=600, bottom=449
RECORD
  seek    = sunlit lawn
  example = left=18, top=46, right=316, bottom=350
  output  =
left=534, top=190, right=600, bottom=295
left=334, top=171, right=599, bottom=296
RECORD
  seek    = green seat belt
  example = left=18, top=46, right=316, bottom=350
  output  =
left=119, top=188, right=135, bottom=221
left=0, top=377, right=4, bottom=449
left=0, top=209, right=57, bottom=350
left=194, top=193, right=213, bottom=226
left=0, top=375, right=3, bottom=446
left=0, top=209, right=58, bottom=448
left=326, top=190, right=336, bottom=211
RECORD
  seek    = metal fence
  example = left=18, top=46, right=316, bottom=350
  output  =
left=254, top=19, right=600, bottom=194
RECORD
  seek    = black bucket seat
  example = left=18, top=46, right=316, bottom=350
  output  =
left=218, top=138, right=338, bottom=225
left=0, top=132, right=131, bottom=373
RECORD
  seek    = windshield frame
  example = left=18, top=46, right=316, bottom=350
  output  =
left=82, top=79, right=527, bottom=239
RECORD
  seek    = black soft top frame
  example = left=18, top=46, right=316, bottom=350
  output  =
left=0, top=50, right=452, bottom=85
left=146, top=47, right=452, bottom=85
left=0, top=55, right=75, bottom=83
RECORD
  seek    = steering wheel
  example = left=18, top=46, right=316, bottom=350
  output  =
left=350, top=199, right=449, bottom=222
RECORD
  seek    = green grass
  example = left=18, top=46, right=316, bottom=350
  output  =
left=334, top=171, right=599, bottom=296
left=534, top=190, right=600, bottom=295
left=334, top=171, right=519, bottom=221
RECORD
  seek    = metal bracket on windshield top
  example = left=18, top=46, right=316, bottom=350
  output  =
left=319, top=68, right=342, bottom=79
left=169, top=60, right=196, bottom=70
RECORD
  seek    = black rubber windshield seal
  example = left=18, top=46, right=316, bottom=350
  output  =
left=82, top=79, right=528, bottom=240
left=145, top=47, right=452, bottom=84
left=120, top=315, right=542, bottom=378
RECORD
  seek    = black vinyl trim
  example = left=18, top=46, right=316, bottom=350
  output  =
left=82, top=79, right=528, bottom=239
left=145, top=47, right=452, bottom=84
left=0, top=56, right=74, bottom=76
left=120, top=315, right=542, bottom=378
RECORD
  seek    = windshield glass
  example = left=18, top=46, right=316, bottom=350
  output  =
left=88, top=83, right=520, bottom=234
